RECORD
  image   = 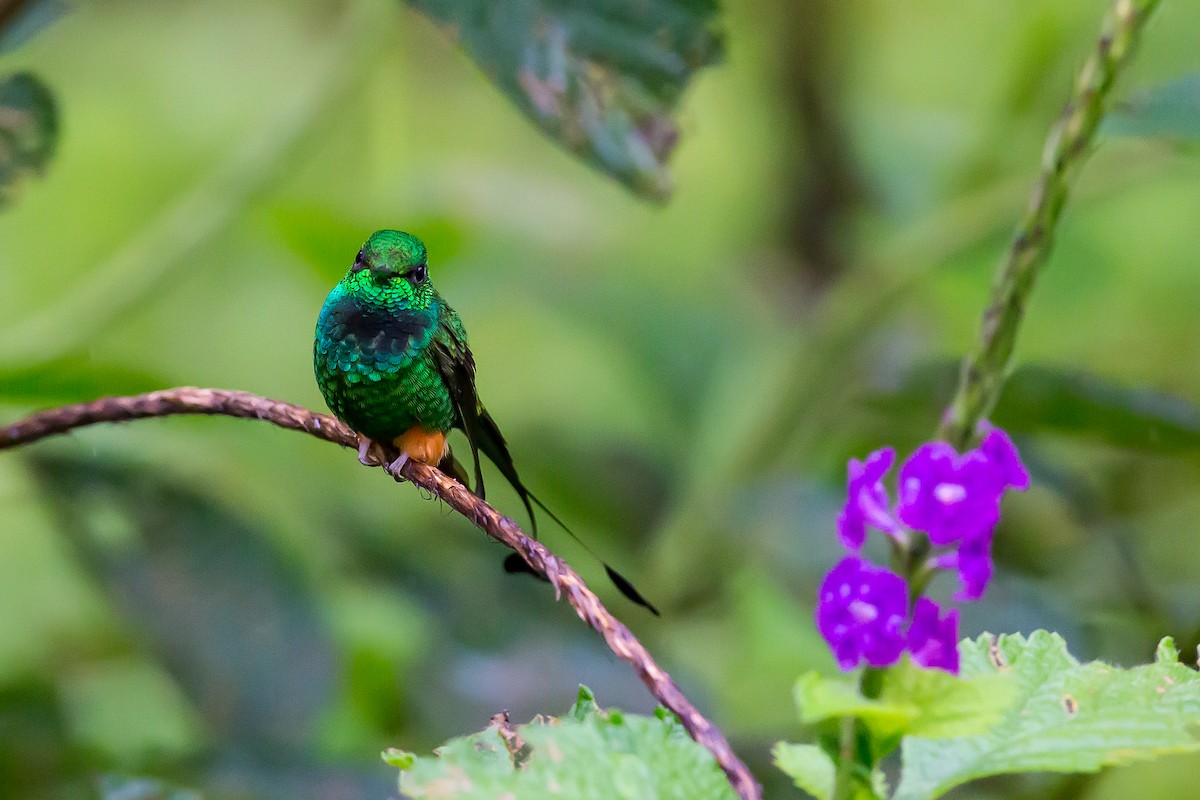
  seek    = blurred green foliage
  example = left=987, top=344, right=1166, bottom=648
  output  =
left=0, top=70, right=56, bottom=207
left=5, top=0, right=1200, bottom=798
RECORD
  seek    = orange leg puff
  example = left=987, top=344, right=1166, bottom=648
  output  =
left=391, top=425, right=449, bottom=470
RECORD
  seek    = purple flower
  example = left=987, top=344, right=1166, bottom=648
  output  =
left=954, top=534, right=994, bottom=601
left=895, top=443, right=1003, bottom=546
left=816, top=428, right=1028, bottom=673
left=906, top=598, right=960, bottom=674
left=979, top=428, right=1030, bottom=491
left=836, top=448, right=902, bottom=550
left=816, top=557, right=909, bottom=671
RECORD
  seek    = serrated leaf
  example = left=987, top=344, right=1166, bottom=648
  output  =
left=772, top=742, right=835, bottom=800
left=390, top=686, right=737, bottom=799
left=0, top=71, right=57, bottom=208
left=1156, top=637, right=1181, bottom=665
left=1106, top=73, right=1200, bottom=140
left=381, top=747, right=416, bottom=770
left=405, top=0, right=722, bottom=201
left=568, top=683, right=600, bottom=720
left=894, top=631, right=1200, bottom=800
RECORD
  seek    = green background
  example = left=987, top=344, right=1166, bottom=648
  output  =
left=4, top=0, right=1200, bottom=797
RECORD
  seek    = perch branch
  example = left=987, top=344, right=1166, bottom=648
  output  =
left=939, top=0, right=1161, bottom=450
left=0, top=387, right=761, bottom=800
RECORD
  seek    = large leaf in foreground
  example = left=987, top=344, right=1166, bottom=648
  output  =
left=385, top=686, right=737, bottom=799
left=0, top=71, right=56, bottom=208
left=894, top=633, right=1200, bottom=800
left=406, top=0, right=722, bottom=201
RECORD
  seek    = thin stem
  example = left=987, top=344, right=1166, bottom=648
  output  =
left=0, top=387, right=761, bottom=800
left=845, top=2, right=1161, bottom=789
left=939, top=0, right=1161, bottom=450
left=833, top=715, right=857, bottom=800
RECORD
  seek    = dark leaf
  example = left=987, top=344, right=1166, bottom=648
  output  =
left=0, top=71, right=57, bottom=208
left=873, top=362, right=1200, bottom=455
left=0, top=677, right=89, bottom=800
left=0, top=358, right=168, bottom=405
left=405, top=0, right=723, bottom=201
left=28, top=455, right=339, bottom=756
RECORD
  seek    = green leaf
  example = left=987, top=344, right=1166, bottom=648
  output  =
left=0, top=358, right=168, bottom=405
left=389, top=686, right=737, bottom=799
left=1106, top=73, right=1200, bottom=140
left=894, top=632, right=1200, bottom=800
left=404, top=0, right=722, bottom=201
left=772, top=742, right=835, bottom=800
left=878, top=658, right=1016, bottom=738
left=0, top=71, right=57, bottom=208
left=382, top=747, right=416, bottom=770
left=794, top=672, right=917, bottom=740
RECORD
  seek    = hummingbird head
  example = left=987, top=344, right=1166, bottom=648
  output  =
left=343, top=229, right=435, bottom=308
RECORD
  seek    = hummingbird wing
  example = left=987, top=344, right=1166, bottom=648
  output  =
left=430, top=304, right=660, bottom=616
left=430, top=305, right=540, bottom=533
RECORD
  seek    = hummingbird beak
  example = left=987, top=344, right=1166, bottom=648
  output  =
left=350, top=258, right=398, bottom=279
left=370, top=265, right=400, bottom=279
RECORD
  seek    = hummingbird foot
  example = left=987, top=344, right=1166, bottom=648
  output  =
left=387, top=452, right=410, bottom=474
left=356, top=435, right=385, bottom=467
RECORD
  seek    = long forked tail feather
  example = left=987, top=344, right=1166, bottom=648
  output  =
left=432, top=329, right=655, bottom=612
left=459, top=402, right=658, bottom=614
left=467, top=445, right=658, bottom=614
left=525, top=492, right=660, bottom=616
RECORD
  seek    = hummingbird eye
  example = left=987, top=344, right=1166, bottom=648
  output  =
left=408, top=263, right=427, bottom=285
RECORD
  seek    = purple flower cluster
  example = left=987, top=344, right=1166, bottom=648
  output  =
left=817, top=429, right=1028, bottom=674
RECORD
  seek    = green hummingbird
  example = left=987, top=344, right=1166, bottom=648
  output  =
left=314, top=229, right=657, bottom=614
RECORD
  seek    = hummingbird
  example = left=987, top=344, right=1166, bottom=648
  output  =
left=314, top=229, right=657, bottom=614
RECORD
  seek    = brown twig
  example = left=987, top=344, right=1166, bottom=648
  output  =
left=0, top=387, right=761, bottom=800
